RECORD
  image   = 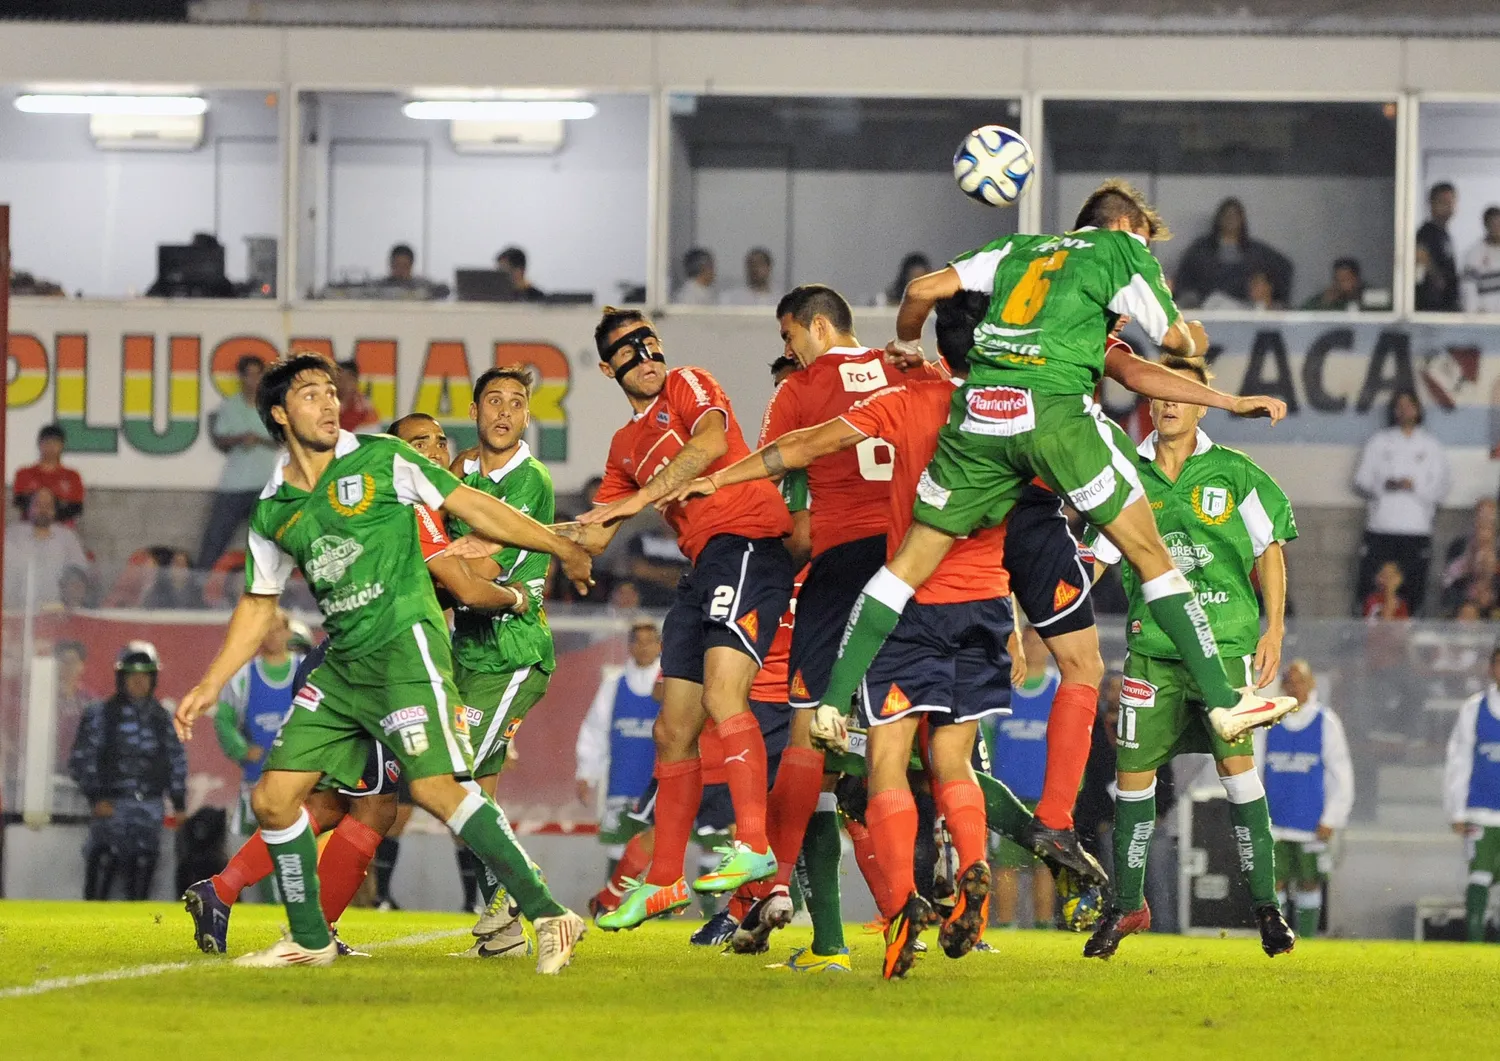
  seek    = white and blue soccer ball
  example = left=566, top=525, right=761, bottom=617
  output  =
left=953, top=125, right=1035, bottom=208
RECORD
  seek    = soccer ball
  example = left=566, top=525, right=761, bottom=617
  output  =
left=953, top=125, right=1035, bottom=208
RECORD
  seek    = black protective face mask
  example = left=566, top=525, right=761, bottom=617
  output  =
left=602, top=326, right=666, bottom=383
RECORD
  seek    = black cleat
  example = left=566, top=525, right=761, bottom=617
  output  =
left=1083, top=901, right=1151, bottom=960
left=690, top=908, right=738, bottom=947
left=1024, top=821, right=1109, bottom=888
left=938, top=861, right=991, bottom=959
left=882, top=893, right=937, bottom=980
left=1255, top=903, right=1296, bottom=957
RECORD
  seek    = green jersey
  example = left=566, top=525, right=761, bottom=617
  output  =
left=246, top=431, right=461, bottom=661
left=950, top=228, right=1180, bottom=395
left=1086, top=429, right=1297, bottom=660
left=446, top=441, right=556, bottom=675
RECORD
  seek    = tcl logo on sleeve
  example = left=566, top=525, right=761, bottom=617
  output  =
left=839, top=360, right=890, bottom=393
left=960, top=386, right=1035, bottom=436
left=1119, top=676, right=1156, bottom=708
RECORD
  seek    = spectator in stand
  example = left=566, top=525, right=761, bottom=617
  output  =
left=1443, top=646, right=1500, bottom=942
left=386, top=243, right=416, bottom=284
left=1302, top=258, right=1365, bottom=311
left=609, top=581, right=642, bottom=611
left=58, top=565, right=94, bottom=610
left=1173, top=198, right=1293, bottom=309
left=1361, top=561, right=1411, bottom=620
left=54, top=640, right=99, bottom=775
left=1461, top=206, right=1500, bottom=314
left=882, top=252, right=931, bottom=306
left=12, top=423, right=85, bottom=524
left=719, top=247, right=777, bottom=307
left=674, top=247, right=717, bottom=305
left=1443, top=499, right=1499, bottom=614
left=1353, top=388, right=1450, bottom=614
left=142, top=547, right=205, bottom=610
left=335, top=359, right=380, bottom=433
left=1416, top=182, right=1461, bottom=312
left=3, top=488, right=90, bottom=610
left=197, top=355, right=277, bottom=569
left=495, top=246, right=546, bottom=302
left=1242, top=269, right=1284, bottom=311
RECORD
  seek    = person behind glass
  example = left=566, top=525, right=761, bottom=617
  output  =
left=1302, top=258, right=1365, bottom=311
left=496, top=246, right=546, bottom=302
left=335, top=358, right=380, bottom=433
left=1442, top=499, right=1498, bottom=614
left=1443, top=645, right=1500, bottom=942
left=881, top=252, right=931, bottom=307
left=719, top=247, right=776, bottom=307
left=12, top=422, right=84, bottom=525
left=3, top=487, right=90, bottom=610
left=53, top=640, right=99, bottom=777
left=1352, top=388, right=1450, bottom=614
left=198, top=355, right=278, bottom=569
left=1416, top=182, right=1460, bottom=312
left=1173, top=197, right=1292, bottom=309
left=675, top=247, right=717, bottom=305
left=142, top=547, right=205, bottom=610
left=1242, top=270, right=1283, bottom=311
left=67, top=642, right=187, bottom=900
left=1461, top=206, right=1500, bottom=314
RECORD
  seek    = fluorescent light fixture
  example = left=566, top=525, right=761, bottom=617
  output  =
left=402, top=99, right=596, bottom=122
left=15, top=94, right=207, bottom=116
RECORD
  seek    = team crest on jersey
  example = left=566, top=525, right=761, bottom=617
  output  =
left=736, top=610, right=760, bottom=643
left=880, top=684, right=911, bottom=718
left=385, top=759, right=402, bottom=784
left=329, top=474, right=376, bottom=517
left=656, top=409, right=671, bottom=426
left=1053, top=579, right=1081, bottom=612
left=1130, top=620, right=1142, bottom=634
left=790, top=671, right=810, bottom=700
left=1191, top=484, right=1235, bottom=526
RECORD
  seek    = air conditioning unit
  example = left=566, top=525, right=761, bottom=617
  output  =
left=449, top=119, right=566, bottom=155
left=89, top=112, right=204, bottom=151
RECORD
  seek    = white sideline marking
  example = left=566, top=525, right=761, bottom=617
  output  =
left=0, top=928, right=470, bottom=999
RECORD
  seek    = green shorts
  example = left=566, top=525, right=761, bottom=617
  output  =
left=1274, top=840, right=1330, bottom=884
left=457, top=663, right=552, bottom=779
left=913, top=386, right=1144, bottom=538
left=995, top=799, right=1042, bottom=869
left=1116, top=653, right=1254, bottom=773
left=266, top=621, right=474, bottom=789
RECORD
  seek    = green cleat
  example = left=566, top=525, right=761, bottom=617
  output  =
left=691, top=841, right=778, bottom=894
left=595, top=877, right=691, bottom=931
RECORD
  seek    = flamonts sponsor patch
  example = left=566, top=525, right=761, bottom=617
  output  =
left=1120, top=676, right=1156, bottom=708
left=959, top=385, right=1035, bottom=436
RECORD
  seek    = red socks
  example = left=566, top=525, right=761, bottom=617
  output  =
left=212, top=832, right=275, bottom=904
left=715, top=712, right=770, bottom=852
left=767, top=746, right=824, bottom=885
left=1035, top=683, right=1099, bottom=830
left=615, top=829, right=652, bottom=887
left=935, top=779, right=988, bottom=870
left=844, top=817, right=893, bottom=915
left=644, top=757, right=703, bottom=886
left=317, top=817, right=383, bottom=923
left=865, top=788, right=918, bottom=920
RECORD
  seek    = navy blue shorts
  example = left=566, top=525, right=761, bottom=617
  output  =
left=787, top=534, right=888, bottom=708
left=339, top=740, right=403, bottom=799
left=858, top=596, right=1014, bottom=728
left=1004, top=484, right=1095, bottom=637
left=661, top=534, right=795, bottom=684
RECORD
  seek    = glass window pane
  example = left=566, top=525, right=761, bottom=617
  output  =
left=296, top=91, right=648, bottom=305
left=1417, top=102, right=1500, bottom=314
left=1042, top=100, right=1397, bottom=312
left=668, top=94, right=1023, bottom=307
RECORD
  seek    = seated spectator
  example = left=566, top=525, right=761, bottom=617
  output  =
left=1461, top=206, right=1500, bottom=314
left=1302, top=258, right=1365, bottom=311
left=719, top=247, right=776, bottom=306
left=1442, top=498, right=1498, bottom=612
left=1416, top=182, right=1460, bottom=312
left=376, top=243, right=449, bottom=300
left=53, top=640, right=98, bottom=773
left=59, top=565, right=95, bottom=610
left=335, top=359, right=381, bottom=433
left=13, top=422, right=85, bottom=524
left=882, top=252, right=931, bottom=306
left=674, top=247, right=717, bottom=305
left=1361, top=561, right=1411, bottom=620
left=142, top=547, right=206, bottom=610
left=1173, top=198, right=1293, bottom=309
left=1246, top=269, right=1284, bottom=311
left=387, top=243, right=416, bottom=284
left=3, top=488, right=91, bottom=610
left=10, top=268, right=65, bottom=296
left=495, top=246, right=546, bottom=302
left=198, top=355, right=277, bottom=570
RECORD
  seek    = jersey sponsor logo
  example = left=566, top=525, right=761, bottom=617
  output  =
left=461, top=705, right=484, bottom=730
left=679, top=367, right=712, bottom=405
left=916, top=469, right=950, bottom=510
left=1053, top=579, right=1081, bottom=612
left=838, top=360, right=890, bottom=393
left=1162, top=530, right=1214, bottom=574
left=1120, top=676, right=1156, bottom=708
left=415, top=504, right=447, bottom=546
left=380, top=705, right=431, bottom=757
left=1067, top=467, right=1118, bottom=513
left=959, top=386, right=1036, bottom=437
left=323, top=581, right=385, bottom=615
left=1191, top=484, right=1235, bottom=526
left=292, top=682, right=324, bottom=711
left=880, top=683, right=912, bottom=717
left=790, top=670, right=810, bottom=700
left=502, top=716, right=523, bottom=741
left=736, top=610, right=760, bottom=643
left=306, top=535, right=365, bottom=587
left=1266, top=750, right=1321, bottom=774
left=1197, top=589, right=1230, bottom=606
left=1130, top=620, right=1142, bottom=635
left=329, top=473, right=376, bottom=517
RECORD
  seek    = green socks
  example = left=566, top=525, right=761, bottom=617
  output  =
left=448, top=792, right=563, bottom=920
left=1112, top=784, right=1156, bottom=912
left=977, top=771, right=1033, bottom=843
left=1466, top=883, right=1490, bottom=942
left=1294, top=893, right=1321, bottom=937
left=821, top=568, right=915, bottom=712
left=263, top=810, right=331, bottom=949
left=1221, top=771, right=1277, bottom=906
left=803, top=797, right=845, bottom=955
left=1139, top=570, right=1238, bottom=709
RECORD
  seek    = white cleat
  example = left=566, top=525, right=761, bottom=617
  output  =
left=471, top=890, right=521, bottom=938
left=232, top=930, right=337, bottom=968
left=452, top=920, right=532, bottom=958
left=533, top=910, right=588, bottom=975
left=1209, top=688, right=1301, bottom=743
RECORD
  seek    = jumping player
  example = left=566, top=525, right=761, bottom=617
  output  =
left=576, top=309, right=795, bottom=929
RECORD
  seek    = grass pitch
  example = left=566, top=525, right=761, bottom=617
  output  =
left=1, top=900, right=1493, bottom=1060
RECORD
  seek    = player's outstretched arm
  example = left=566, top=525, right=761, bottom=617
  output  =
left=893, top=266, right=963, bottom=344
left=1103, top=346, right=1286, bottom=423
left=443, top=484, right=593, bottom=595
left=654, top=418, right=866, bottom=506
left=580, top=411, right=733, bottom=525
left=1252, top=541, right=1288, bottom=689
left=428, top=552, right=528, bottom=614
left=175, top=592, right=282, bottom=741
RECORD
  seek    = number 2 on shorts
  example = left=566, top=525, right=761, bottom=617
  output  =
left=709, top=585, right=736, bottom=620
left=1000, top=250, right=1069, bottom=326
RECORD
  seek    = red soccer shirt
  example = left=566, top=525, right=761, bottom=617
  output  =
left=414, top=503, right=450, bottom=562
left=12, top=463, right=85, bottom=524
left=750, top=565, right=806, bottom=704
left=840, top=380, right=1010, bottom=606
left=595, top=367, right=791, bottom=563
left=759, top=348, right=943, bottom=556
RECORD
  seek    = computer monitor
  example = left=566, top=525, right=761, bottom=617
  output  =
left=455, top=268, right=518, bottom=302
left=158, top=242, right=226, bottom=286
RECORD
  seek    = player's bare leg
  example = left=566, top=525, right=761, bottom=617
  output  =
left=1099, top=498, right=1296, bottom=739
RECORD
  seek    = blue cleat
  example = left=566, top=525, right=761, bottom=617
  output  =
left=689, top=908, right=739, bottom=947
left=182, top=879, right=231, bottom=954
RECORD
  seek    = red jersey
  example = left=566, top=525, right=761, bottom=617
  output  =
left=12, top=462, right=85, bottom=524
left=415, top=503, right=450, bottom=562
left=840, top=380, right=1010, bottom=606
left=595, top=367, right=791, bottom=563
left=750, top=565, right=806, bottom=704
left=759, top=347, right=943, bottom=556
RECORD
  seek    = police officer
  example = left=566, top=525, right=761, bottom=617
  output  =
left=68, top=641, right=187, bottom=900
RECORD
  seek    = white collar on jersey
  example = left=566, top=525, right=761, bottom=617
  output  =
left=1137, top=428, right=1212, bottom=460
left=1071, top=224, right=1148, bottom=248
left=463, top=440, right=532, bottom=483
left=824, top=346, right=872, bottom=358
left=631, top=394, right=664, bottom=423
left=260, top=429, right=360, bottom=498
